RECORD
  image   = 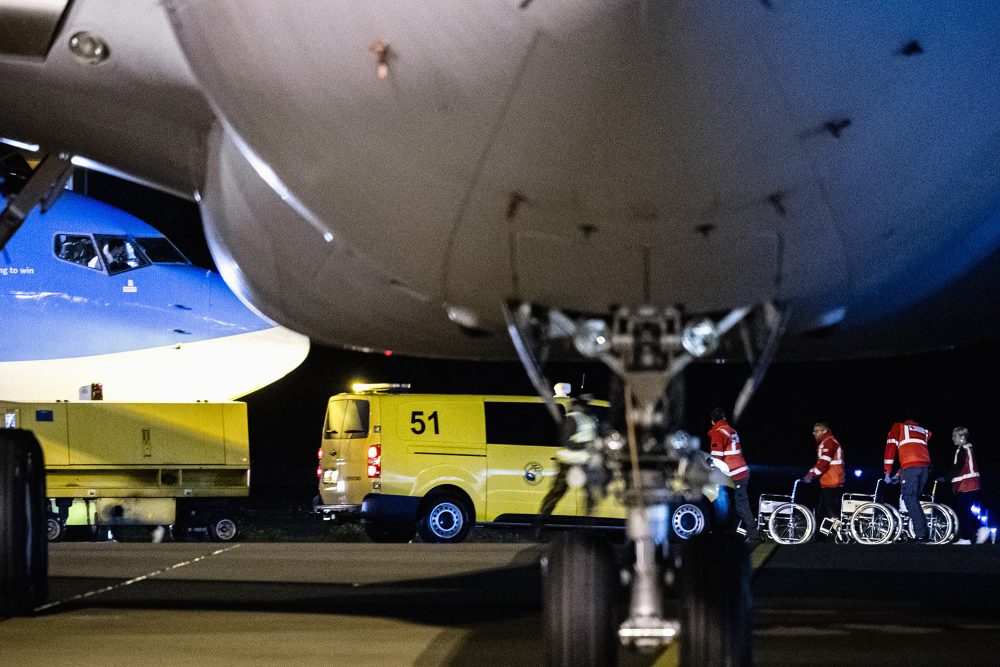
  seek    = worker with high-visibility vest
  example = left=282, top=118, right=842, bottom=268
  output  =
left=949, top=426, right=983, bottom=544
left=709, top=407, right=757, bottom=541
left=801, top=421, right=844, bottom=532
left=884, top=419, right=931, bottom=541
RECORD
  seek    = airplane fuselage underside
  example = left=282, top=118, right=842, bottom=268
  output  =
left=2, top=1, right=999, bottom=360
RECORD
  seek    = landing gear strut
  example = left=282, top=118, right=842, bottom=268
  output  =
left=507, top=301, right=763, bottom=666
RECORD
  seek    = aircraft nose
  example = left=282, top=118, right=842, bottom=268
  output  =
left=164, top=267, right=310, bottom=399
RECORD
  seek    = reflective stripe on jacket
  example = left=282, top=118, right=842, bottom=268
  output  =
left=809, top=433, right=844, bottom=488
left=709, top=419, right=749, bottom=481
left=884, top=420, right=931, bottom=475
left=952, top=443, right=981, bottom=494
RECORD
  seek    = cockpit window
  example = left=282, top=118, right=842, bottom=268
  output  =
left=134, top=237, right=189, bottom=264
left=54, top=234, right=102, bottom=271
left=93, top=234, right=149, bottom=275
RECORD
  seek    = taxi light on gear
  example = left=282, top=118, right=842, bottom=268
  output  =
left=69, top=31, right=110, bottom=65
left=574, top=318, right=611, bottom=358
left=681, top=319, right=719, bottom=357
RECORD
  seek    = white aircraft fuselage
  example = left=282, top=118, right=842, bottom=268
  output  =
left=1, top=1, right=999, bottom=360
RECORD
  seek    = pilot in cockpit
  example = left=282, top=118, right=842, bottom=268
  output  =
left=102, top=239, right=140, bottom=272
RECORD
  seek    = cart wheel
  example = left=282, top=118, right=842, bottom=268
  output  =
left=208, top=516, right=240, bottom=542
left=46, top=516, right=65, bottom=542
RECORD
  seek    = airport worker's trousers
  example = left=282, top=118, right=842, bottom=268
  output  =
left=955, top=490, right=980, bottom=541
left=816, top=487, right=843, bottom=536
left=734, top=477, right=758, bottom=541
left=900, top=465, right=929, bottom=539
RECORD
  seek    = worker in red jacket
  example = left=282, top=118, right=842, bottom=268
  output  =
left=949, top=426, right=983, bottom=544
left=884, top=419, right=932, bottom=541
left=801, top=422, right=844, bottom=532
left=709, top=407, right=757, bottom=540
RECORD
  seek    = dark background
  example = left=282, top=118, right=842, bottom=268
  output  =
left=75, top=172, right=1000, bottom=515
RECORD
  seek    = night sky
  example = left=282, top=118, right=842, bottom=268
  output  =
left=74, top=172, right=1000, bottom=513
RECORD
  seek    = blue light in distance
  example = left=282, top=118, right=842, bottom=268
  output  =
left=971, top=504, right=982, bottom=516
left=854, top=469, right=863, bottom=478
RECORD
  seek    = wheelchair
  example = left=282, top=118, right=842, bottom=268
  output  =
left=756, top=479, right=816, bottom=544
left=894, top=479, right=958, bottom=544
left=820, top=478, right=957, bottom=545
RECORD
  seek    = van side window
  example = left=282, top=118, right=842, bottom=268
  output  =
left=342, top=400, right=370, bottom=439
left=484, top=402, right=565, bottom=446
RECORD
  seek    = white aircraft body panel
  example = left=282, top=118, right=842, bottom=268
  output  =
left=2, top=1, right=1000, bottom=359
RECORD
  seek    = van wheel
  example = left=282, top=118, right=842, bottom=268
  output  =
left=364, top=521, right=415, bottom=543
left=208, top=516, right=240, bottom=542
left=418, top=494, right=471, bottom=543
left=0, top=429, right=48, bottom=616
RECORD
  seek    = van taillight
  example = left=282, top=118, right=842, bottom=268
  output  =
left=367, top=444, right=381, bottom=479
left=316, top=465, right=322, bottom=479
left=317, top=447, right=323, bottom=460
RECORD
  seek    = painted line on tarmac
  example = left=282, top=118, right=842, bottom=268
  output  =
left=751, top=542, right=778, bottom=571
left=33, top=544, right=243, bottom=613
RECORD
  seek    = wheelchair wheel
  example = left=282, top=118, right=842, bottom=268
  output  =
left=767, top=503, right=815, bottom=545
left=849, top=503, right=896, bottom=545
left=940, top=504, right=960, bottom=542
left=907, top=504, right=953, bottom=544
left=885, top=505, right=904, bottom=543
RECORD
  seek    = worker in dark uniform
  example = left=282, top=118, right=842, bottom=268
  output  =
left=537, top=397, right=605, bottom=528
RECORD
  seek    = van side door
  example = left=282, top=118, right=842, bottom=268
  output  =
left=484, top=401, right=578, bottom=521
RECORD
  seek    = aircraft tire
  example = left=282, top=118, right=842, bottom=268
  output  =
left=0, top=429, right=48, bottom=616
left=679, top=530, right=751, bottom=667
left=543, top=532, right=618, bottom=667
left=364, top=520, right=415, bottom=543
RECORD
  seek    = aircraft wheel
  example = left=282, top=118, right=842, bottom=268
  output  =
left=417, top=494, right=472, bottom=543
left=679, top=530, right=751, bottom=667
left=543, top=532, right=618, bottom=666
left=207, top=516, right=240, bottom=542
left=0, top=429, right=48, bottom=616
left=364, top=520, right=414, bottom=543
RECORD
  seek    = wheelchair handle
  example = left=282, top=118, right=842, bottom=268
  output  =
left=791, top=477, right=800, bottom=504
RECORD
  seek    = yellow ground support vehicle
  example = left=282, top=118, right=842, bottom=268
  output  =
left=0, top=401, right=250, bottom=542
left=314, top=383, right=628, bottom=543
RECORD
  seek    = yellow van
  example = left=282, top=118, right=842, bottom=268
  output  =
left=314, top=384, right=624, bottom=542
